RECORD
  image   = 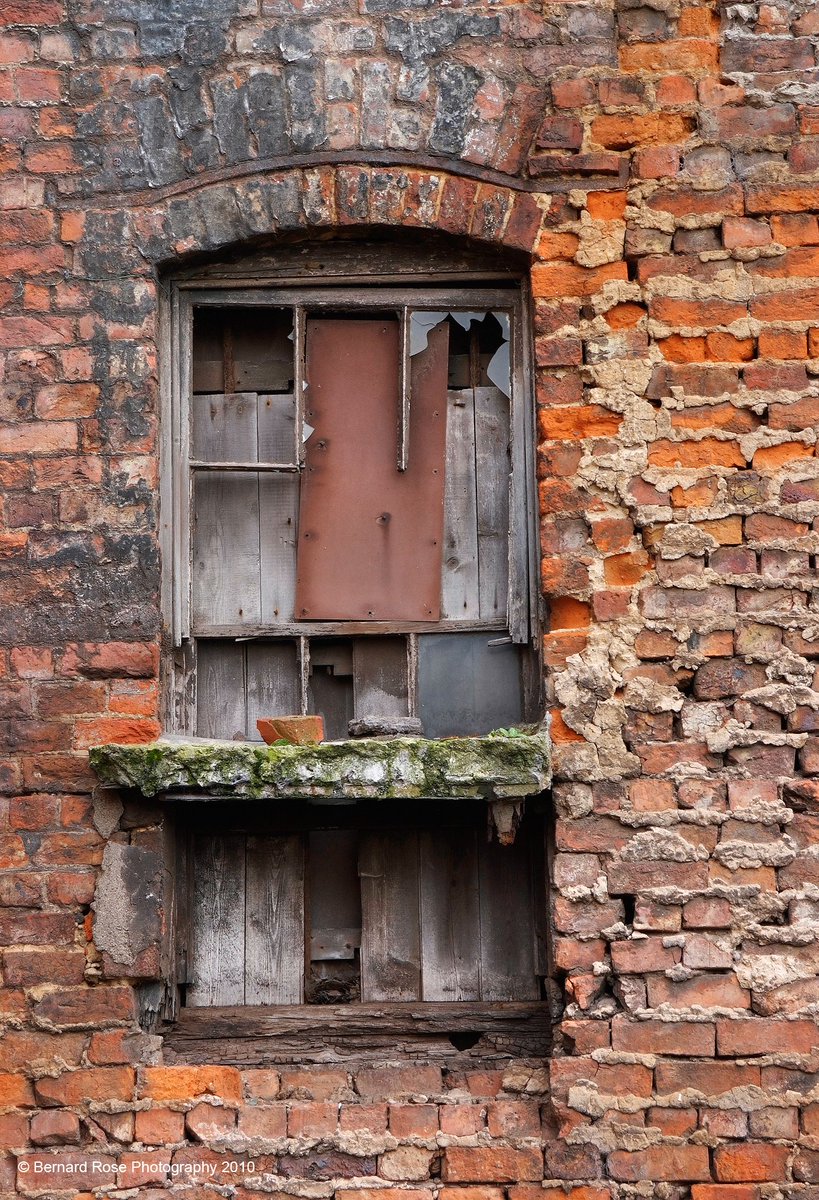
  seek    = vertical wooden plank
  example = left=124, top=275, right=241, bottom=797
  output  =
left=441, top=389, right=479, bottom=621
left=191, top=393, right=259, bottom=463
left=192, top=386, right=263, bottom=628
left=246, top=642, right=301, bottom=737
left=259, top=474, right=299, bottom=624
left=187, top=833, right=246, bottom=1007
left=353, top=638, right=409, bottom=720
left=192, top=471, right=262, bottom=626
left=507, top=299, right=531, bottom=645
left=478, top=833, right=538, bottom=1001
left=474, top=385, right=510, bottom=622
left=195, top=641, right=247, bottom=739
left=359, top=831, right=421, bottom=1001
left=246, top=835, right=304, bottom=1005
left=177, top=292, right=192, bottom=641
left=419, top=827, right=481, bottom=1001
left=257, top=393, right=297, bottom=464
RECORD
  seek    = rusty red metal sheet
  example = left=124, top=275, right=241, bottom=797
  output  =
left=295, top=318, right=448, bottom=621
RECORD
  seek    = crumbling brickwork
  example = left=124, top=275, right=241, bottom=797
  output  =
left=2, top=0, right=819, bottom=1196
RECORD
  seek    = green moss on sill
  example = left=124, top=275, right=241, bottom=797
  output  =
left=88, top=731, right=551, bottom=801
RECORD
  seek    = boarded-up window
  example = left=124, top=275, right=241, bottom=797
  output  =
left=181, top=804, right=547, bottom=1009
left=174, top=288, right=538, bottom=742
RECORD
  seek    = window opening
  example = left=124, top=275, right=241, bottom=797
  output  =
left=170, top=277, right=538, bottom=742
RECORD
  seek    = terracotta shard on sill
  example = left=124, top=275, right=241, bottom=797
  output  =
left=257, top=716, right=324, bottom=745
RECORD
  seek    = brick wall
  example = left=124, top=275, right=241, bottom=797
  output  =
left=2, top=0, right=819, bottom=1196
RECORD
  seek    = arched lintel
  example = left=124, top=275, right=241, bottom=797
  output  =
left=126, top=163, right=547, bottom=273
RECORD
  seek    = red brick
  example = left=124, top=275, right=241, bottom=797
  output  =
left=443, top=1147, right=543, bottom=1183
left=611, top=1018, right=715, bottom=1056
left=389, top=1104, right=438, bottom=1138
left=238, top=1105, right=287, bottom=1139
left=609, top=1146, right=710, bottom=1182
left=34, top=1067, right=133, bottom=1107
left=656, top=1060, right=760, bottom=1096
left=134, top=1104, right=183, bottom=1142
left=717, top=1018, right=819, bottom=1056
left=714, top=1144, right=789, bottom=1182
left=30, top=1110, right=80, bottom=1146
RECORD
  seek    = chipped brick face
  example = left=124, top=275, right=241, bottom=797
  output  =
left=2, top=0, right=819, bottom=1196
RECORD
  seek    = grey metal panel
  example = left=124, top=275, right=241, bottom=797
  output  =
left=417, top=632, right=522, bottom=738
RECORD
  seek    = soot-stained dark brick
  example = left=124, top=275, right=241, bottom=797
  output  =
left=169, top=68, right=208, bottom=136
left=211, top=78, right=253, bottom=166
left=430, top=61, right=482, bottom=156
left=617, top=6, right=671, bottom=42
left=279, top=23, right=319, bottom=62
left=79, top=214, right=143, bottom=281
left=137, top=21, right=186, bottom=58
left=247, top=72, right=289, bottom=156
left=286, top=64, right=327, bottom=152
left=278, top=1154, right=378, bottom=1179
left=136, top=96, right=184, bottom=187
left=385, top=12, right=500, bottom=61
left=182, top=21, right=230, bottom=67
left=90, top=282, right=154, bottom=327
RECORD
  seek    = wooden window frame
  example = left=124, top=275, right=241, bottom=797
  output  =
left=160, top=272, right=541, bottom=738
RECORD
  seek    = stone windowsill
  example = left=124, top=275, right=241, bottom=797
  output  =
left=88, top=730, right=551, bottom=805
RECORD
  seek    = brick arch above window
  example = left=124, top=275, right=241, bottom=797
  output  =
left=66, top=165, right=549, bottom=282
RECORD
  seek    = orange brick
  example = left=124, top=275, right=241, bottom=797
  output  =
left=770, top=213, right=819, bottom=245
left=747, top=185, right=819, bottom=214
left=714, top=1144, right=789, bottom=1183
left=651, top=296, right=747, bottom=327
left=592, top=112, right=693, bottom=148
left=604, top=302, right=644, bottom=329
left=135, top=1108, right=185, bottom=1145
left=757, top=328, right=807, bottom=359
left=539, top=405, right=622, bottom=439
left=587, top=191, right=627, bottom=220
left=591, top=517, right=633, bottom=553
left=550, top=708, right=585, bottom=744
left=809, top=327, right=819, bottom=357
left=671, top=478, right=720, bottom=507
left=603, top=550, right=651, bottom=586
left=678, top=7, right=720, bottom=34
left=140, top=1066, right=242, bottom=1103
left=753, top=442, right=814, bottom=470
left=72, top=717, right=161, bottom=750
left=649, top=439, right=745, bottom=468
left=620, top=41, right=719, bottom=72
left=659, top=334, right=707, bottom=362
left=536, top=231, right=579, bottom=260
left=672, top=402, right=757, bottom=434
left=0, top=1074, right=34, bottom=1107
left=706, top=333, right=755, bottom=362
left=549, top=597, right=591, bottom=629
left=694, top=516, right=743, bottom=544
left=531, top=261, right=628, bottom=299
